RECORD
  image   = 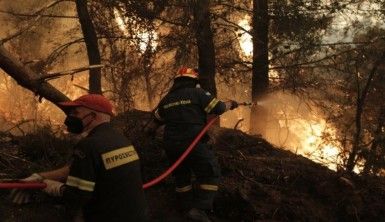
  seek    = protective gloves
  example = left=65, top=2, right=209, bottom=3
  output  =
left=10, top=173, right=44, bottom=204
left=42, top=179, right=64, bottom=197
left=21, top=173, right=44, bottom=182
left=225, top=100, right=239, bottom=111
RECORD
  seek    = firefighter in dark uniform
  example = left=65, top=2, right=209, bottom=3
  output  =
left=147, top=67, right=238, bottom=222
left=11, top=94, right=148, bottom=222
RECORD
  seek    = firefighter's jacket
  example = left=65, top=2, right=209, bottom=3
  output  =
left=63, top=123, right=148, bottom=222
left=154, top=86, right=226, bottom=141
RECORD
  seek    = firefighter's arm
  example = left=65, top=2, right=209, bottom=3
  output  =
left=208, top=100, right=238, bottom=114
left=16, top=164, right=70, bottom=183
left=62, top=141, right=96, bottom=220
left=198, top=88, right=238, bottom=115
left=224, top=100, right=239, bottom=111
left=10, top=165, right=70, bottom=204
left=144, top=107, right=164, bottom=137
left=38, top=165, right=70, bottom=182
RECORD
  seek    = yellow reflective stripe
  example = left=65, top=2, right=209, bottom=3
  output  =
left=175, top=185, right=193, bottom=193
left=204, top=98, right=219, bottom=113
left=154, top=109, right=163, bottom=121
left=101, top=146, right=139, bottom=170
left=199, top=184, right=218, bottom=191
left=163, top=100, right=192, bottom=109
left=66, top=175, right=95, bottom=192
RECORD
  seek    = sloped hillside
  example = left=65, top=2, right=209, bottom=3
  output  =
left=118, top=110, right=385, bottom=222
left=0, top=110, right=384, bottom=222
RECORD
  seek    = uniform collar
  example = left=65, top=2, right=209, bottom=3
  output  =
left=87, top=122, right=111, bottom=136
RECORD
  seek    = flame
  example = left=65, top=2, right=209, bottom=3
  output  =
left=235, top=18, right=342, bottom=169
left=287, top=118, right=342, bottom=170
left=237, top=17, right=279, bottom=80
left=237, top=17, right=253, bottom=57
left=113, top=8, right=158, bottom=53
left=220, top=91, right=343, bottom=171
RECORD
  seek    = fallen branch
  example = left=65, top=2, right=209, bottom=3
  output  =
left=0, top=156, right=20, bottom=173
left=39, top=64, right=104, bottom=81
left=236, top=169, right=264, bottom=189
left=0, top=44, right=69, bottom=104
left=4, top=119, right=35, bottom=135
left=0, top=151, right=37, bottom=166
left=73, top=84, right=89, bottom=92
left=0, top=10, right=78, bottom=19
left=234, top=118, right=244, bottom=130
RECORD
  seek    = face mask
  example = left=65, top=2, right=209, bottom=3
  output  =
left=64, top=112, right=94, bottom=134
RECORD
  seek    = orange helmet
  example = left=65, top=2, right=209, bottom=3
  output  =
left=175, top=67, right=199, bottom=79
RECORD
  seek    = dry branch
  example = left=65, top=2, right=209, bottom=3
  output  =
left=0, top=44, right=69, bottom=104
left=1, top=0, right=69, bottom=43
left=40, top=64, right=104, bottom=81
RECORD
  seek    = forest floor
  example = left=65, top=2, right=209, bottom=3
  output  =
left=0, top=110, right=385, bottom=222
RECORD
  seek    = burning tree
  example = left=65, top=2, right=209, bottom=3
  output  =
left=0, top=0, right=384, bottom=175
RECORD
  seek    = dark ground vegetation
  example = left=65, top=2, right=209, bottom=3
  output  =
left=0, top=110, right=385, bottom=222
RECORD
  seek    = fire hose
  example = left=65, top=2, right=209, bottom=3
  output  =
left=142, top=102, right=252, bottom=188
left=0, top=179, right=47, bottom=189
left=0, top=117, right=219, bottom=190
left=142, top=116, right=219, bottom=189
left=0, top=102, right=252, bottom=190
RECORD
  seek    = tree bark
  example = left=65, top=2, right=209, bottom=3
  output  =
left=250, top=0, right=269, bottom=135
left=346, top=51, right=384, bottom=173
left=252, top=0, right=269, bottom=100
left=363, top=106, right=385, bottom=175
left=0, top=44, right=69, bottom=104
left=75, top=0, right=102, bottom=94
left=192, top=0, right=217, bottom=96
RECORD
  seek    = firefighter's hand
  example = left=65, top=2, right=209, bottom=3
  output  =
left=42, top=179, right=64, bottom=197
left=226, top=100, right=239, bottom=110
left=9, top=173, right=43, bottom=204
left=143, top=120, right=159, bottom=139
left=230, top=100, right=239, bottom=110
left=21, top=173, right=44, bottom=182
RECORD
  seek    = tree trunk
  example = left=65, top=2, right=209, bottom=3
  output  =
left=0, top=44, right=69, bottom=104
left=75, top=0, right=102, bottom=94
left=346, top=51, right=384, bottom=173
left=192, top=0, right=217, bottom=96
left=143, top=48, right=154, bottom=109
left=252, top=0, right=269, bottom=100
left=363, top=106, right=385, bottom=175
left=250, top=0, right=269, bottom=135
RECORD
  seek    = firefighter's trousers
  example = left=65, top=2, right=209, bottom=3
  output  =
left=164, top=139, right=221, bottom=210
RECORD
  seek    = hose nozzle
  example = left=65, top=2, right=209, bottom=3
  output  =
left=238, top=102, right=254, bottom=106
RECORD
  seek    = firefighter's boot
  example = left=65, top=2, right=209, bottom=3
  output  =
left=186, top=208, right=212, bottom=222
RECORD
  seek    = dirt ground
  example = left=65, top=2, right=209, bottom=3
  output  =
left=0, top=110, right=385, bottom=221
